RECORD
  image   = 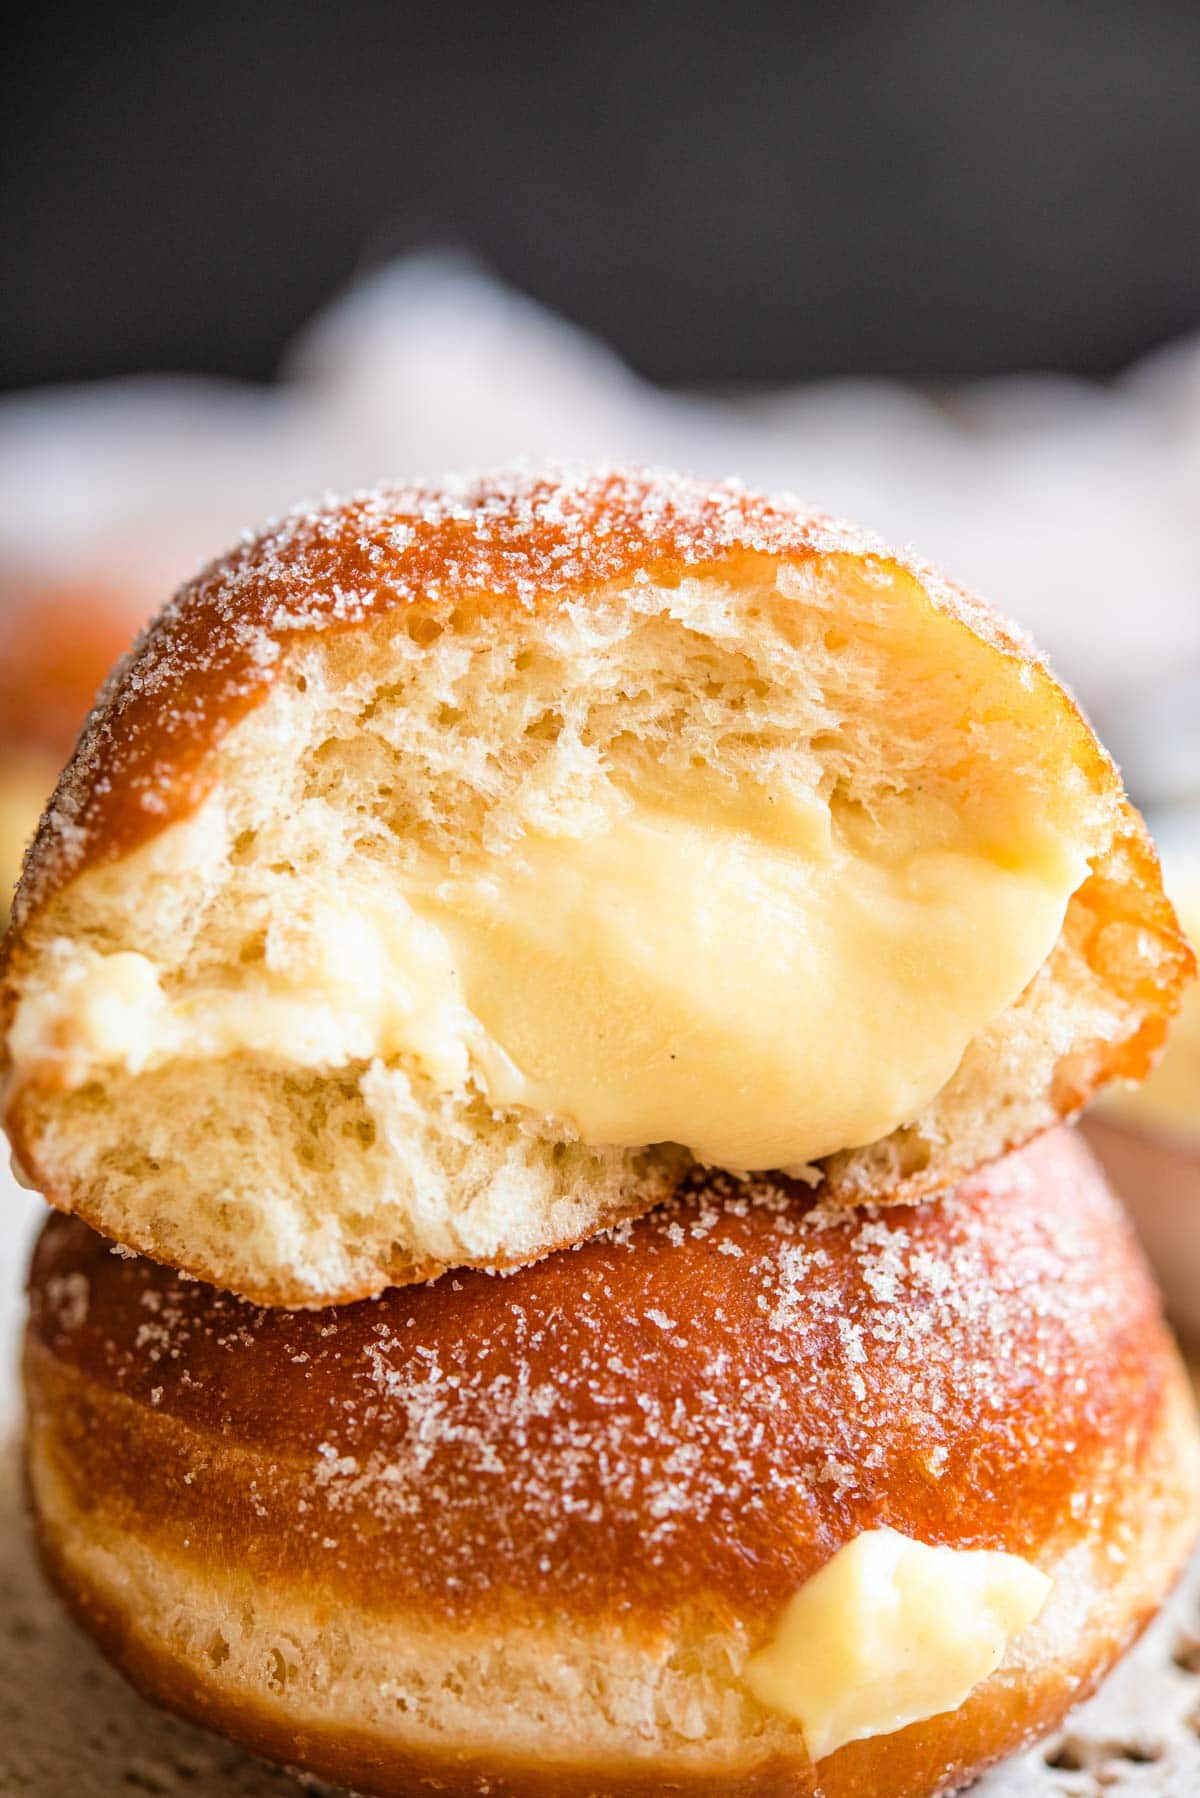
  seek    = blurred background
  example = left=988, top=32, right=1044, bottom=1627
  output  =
left=9, top=0, right=1200, bottom=390
left=1, top=0, right=1198, bottom=1348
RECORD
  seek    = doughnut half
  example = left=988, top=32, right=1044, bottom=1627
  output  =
left=2, top=468, right=1191, bottom=1305
left=24, top=1130, right=1200, bottom=1796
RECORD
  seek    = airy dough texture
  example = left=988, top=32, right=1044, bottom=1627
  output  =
left=1, top=469, right=1192, bottom=1304
left=23, top=1131, right=1200, bottom=1795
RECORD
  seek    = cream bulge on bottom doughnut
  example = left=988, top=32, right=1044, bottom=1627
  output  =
left=23, top=1130, right=1200, bottom=1797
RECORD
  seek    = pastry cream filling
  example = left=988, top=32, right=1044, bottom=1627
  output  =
left=745, top=1528, right=1051, bottom=1761
left=10, top=777, right=1088, bottom=1169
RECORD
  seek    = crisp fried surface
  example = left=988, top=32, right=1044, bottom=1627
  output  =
left=23, top=1132, right=1200, bottom=1794
left=24, top=1132, right=1193, bottom=1620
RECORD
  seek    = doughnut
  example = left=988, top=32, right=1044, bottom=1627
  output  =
left=0, top=578, right=139, bottom=916
left=2, top=468, right=1191, bottom=1305
left=24, top=1129, right=1200, bottom=1797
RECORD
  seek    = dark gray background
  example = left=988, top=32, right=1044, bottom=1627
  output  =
left=5, top=0, right=1200, bottom=390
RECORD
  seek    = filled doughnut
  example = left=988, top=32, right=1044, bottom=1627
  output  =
left=2, top=468, right=1191, bottom=1305
left=0, top=578, right=139, bottom=916
left=24, top=1129, right=1200, bottom=1797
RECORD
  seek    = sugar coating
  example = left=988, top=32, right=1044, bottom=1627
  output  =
left=28, top=1130, right=1165, bottom=1622
left=9, top=462, right=1183, bottom=1320
left=13, top=463, right=1045, bottom=925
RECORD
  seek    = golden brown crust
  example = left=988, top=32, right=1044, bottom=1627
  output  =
left=23, top=1129, right=1200, bottom=1796
left=22, top=1130, right=1188, bottom=1623
left=1050, top=818, right=1194, bottom=1099
left=15, top=1510, right=1194, bottom=1798
left=0, top=466, right=1121, bottom=930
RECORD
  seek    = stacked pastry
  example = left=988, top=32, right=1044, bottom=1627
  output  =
left=2, top=469, right=1197, bottom=1797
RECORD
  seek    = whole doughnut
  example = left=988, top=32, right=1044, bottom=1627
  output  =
left=24, top=1130, right=1200, bottom=1796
